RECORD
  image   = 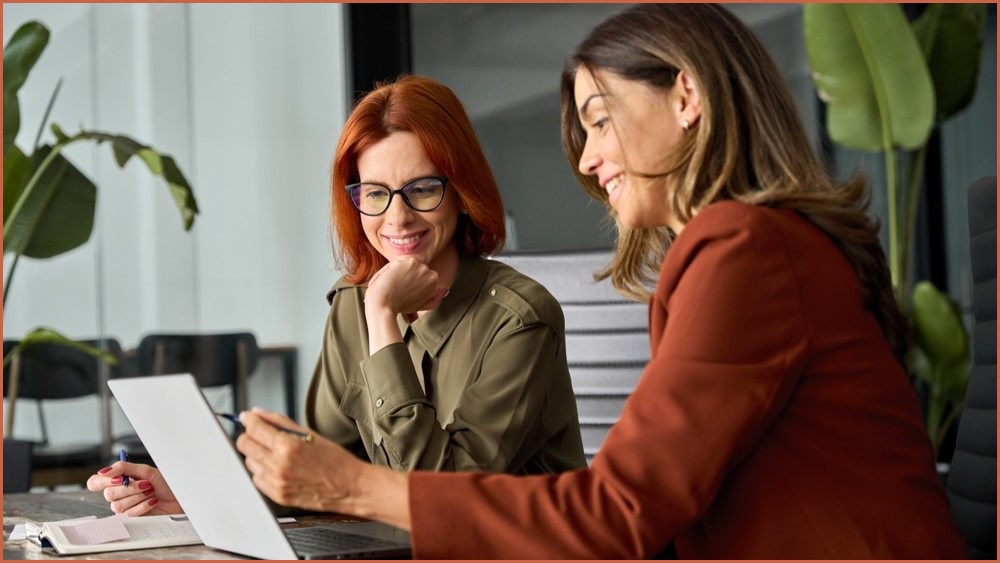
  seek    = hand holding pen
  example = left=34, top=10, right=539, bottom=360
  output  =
left=88, top=451, right=181, bottom=517
left=119, top=449, right=130, bottom=486
left=215, top=412, right=314, bottom=443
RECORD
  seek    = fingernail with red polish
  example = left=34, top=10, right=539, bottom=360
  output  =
left=110, top=476, right=123, bottom=485
left=138, top=481, right=153, bottom=491
left=149, top=498, right=158, bottom=507
left=142, top=488, right=155, bottom=496
left=98, top=466, right=114, bottom=475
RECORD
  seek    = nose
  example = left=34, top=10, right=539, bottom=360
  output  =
left=577, top=137, right=601, bottom=176
left=383, top=192, right=415, bottom=225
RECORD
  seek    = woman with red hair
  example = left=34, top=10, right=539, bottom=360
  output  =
left=311, top=74, right=585, bottom=473
left=89, top=75, right=584, bottom=516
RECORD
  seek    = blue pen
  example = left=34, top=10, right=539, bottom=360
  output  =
left=214, top=412, right=313, bottom=443
left=119, top=449, right=130, bottom=486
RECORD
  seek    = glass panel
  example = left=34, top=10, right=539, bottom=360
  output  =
left=411, top=4, right=814, bottom=251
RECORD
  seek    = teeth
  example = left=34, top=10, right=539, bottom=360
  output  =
left=605, top=175, right=622, bottom=194
left=388, top=234, right=421, bottom=245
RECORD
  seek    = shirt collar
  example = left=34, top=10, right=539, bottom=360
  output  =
left=397, top=256, right=489, bottom=356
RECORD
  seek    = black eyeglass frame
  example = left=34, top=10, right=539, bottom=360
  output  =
left=345, top=176, right=449, bottom=217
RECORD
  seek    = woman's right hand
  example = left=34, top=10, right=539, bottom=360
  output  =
left=365, top=257, right=448, bottom=316
left=86, top=460, right=183, bottom=516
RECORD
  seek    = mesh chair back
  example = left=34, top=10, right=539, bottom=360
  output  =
left=946, top=176, right=997, bottom=559
left=492, top=249, right=648, bottom=463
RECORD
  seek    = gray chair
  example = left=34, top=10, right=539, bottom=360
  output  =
left=946, top=176, right=997, bottom=559
left=3, top=338, right=123, bottom=489
left=492, top=249, right=649, bottom=464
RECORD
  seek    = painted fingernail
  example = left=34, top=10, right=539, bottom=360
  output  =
left=110, top=476, right=124, bottom=485
left=98, top=466, right=114, bottom=474
left=142, top=488, right=155, bottom=496
left=149, top=498, right=158, bottom=507
left=138, top=481, right=153, bottom=491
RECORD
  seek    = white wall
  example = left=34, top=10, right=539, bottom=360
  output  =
left=3, top=4, right=347, bottom=445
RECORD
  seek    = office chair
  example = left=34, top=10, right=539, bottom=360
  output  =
left=3, top=338, right=123, bottom=489
left=946, top=176, right=997, bottom=559
left=492, top=249, right=649, bottom=464
left=112, top=332, right=260, bottom=455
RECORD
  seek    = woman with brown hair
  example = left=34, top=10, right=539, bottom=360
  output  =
left=99, top=5, right=967, bottom=558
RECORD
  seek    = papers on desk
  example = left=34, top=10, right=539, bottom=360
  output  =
left=26, top=514, right=203, bottom=556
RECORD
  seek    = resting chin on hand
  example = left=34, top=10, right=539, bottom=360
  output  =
left=86, top=461, right=182, bottom=516
left=236, top=407, right=412, bottom=532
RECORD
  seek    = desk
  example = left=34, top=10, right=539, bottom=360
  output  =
left=3, top=491, right=360, bottom=560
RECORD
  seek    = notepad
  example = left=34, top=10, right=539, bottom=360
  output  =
left=32, top=514, right=202, bottom=556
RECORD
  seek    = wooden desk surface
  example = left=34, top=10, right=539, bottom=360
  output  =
left=3, top=490, right=362, bottom=560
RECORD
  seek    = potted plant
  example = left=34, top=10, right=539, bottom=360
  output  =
left=3, top=20, right=200, bottom=365
left=803, top=3, right=988, bottom=458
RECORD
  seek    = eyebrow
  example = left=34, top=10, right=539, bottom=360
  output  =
left=578, top=93, right=607, bottom=118
left=356, top=174, right=440, bottom=188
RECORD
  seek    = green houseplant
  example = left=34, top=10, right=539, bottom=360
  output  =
left=803, top=3, right=988, bottom=457
left=3, top=20, right=200, bottom=365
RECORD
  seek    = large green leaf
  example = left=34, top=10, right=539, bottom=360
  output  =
left=3, top=21, right=49, bottom=155
left=2, top=327, right=118, bottom=368
left=911, top=280, right=968, bottom=366
left=52, top=125, right=199, bottom=230
left=3, top=144, right=31, bottom=223
left=3, top=145, right=96, bottom=258
left=804, top=4, right=935, bottom=151
left=909, top=279, right=969, bottom=452
left=912, top=4, right=988, bottom=122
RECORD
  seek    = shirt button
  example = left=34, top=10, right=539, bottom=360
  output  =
left=375, top=398, right=384, bottom=408
left=490, top=288, right=496, bottom=297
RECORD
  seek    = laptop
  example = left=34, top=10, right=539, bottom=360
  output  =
left=108, top=374, right=411, bottom=560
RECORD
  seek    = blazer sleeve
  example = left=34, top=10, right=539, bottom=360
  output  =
left=408, top=208, right=813, bottom=558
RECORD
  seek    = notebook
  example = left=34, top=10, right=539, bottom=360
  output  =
left=108, top=374, right=411, bottom=560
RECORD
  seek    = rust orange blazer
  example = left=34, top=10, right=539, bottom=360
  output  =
left=409, top=201, right=968, bottom=558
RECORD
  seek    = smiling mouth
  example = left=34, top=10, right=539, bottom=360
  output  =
left=604, top=175, right=623, bottom=195
left=384, top=232, right=427, bottom=252
left=388, top=234, right=422, bottom=246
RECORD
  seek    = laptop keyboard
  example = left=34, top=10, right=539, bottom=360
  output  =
left=284, top=526, right=404, bottom=554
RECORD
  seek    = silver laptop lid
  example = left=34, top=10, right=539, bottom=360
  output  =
left=109, top=373, right=300, bottom=559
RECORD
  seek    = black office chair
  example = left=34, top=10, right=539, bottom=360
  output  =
left=492, top=249, right=649, bottom=465
left=3, top=338, right=123, bottom=489
left=135, top=332, right=259, bottom=413
left=946, top=176, right=997, bottom=559
left=112, top=332, right=260, bottom=456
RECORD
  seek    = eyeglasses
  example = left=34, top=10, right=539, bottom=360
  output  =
left=345, top=176, right=448, bottom=217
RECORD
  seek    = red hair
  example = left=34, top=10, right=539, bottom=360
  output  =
left=330, top=75, right=506, bottom=284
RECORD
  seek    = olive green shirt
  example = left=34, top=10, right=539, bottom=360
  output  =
left=304, top=256, right=586, bottom=474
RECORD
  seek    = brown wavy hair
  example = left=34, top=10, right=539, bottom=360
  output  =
left=559, top=4, right=907, bottom=361
left=331, top=75, right=506, bottom=284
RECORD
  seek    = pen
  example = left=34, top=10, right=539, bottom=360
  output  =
left=119, top=449, right=130, bottom=486
left=214, top=412, right=314, bottom=443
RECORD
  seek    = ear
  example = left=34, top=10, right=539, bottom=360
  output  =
left=675, top=70, right=702, bottom=128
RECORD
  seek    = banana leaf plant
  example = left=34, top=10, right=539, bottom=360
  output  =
left=3, top=20, right=199, bottom=366
left=804, top=4, right=987, bottom=457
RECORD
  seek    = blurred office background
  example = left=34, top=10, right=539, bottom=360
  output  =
left=2, top=4, right=996, bottom=476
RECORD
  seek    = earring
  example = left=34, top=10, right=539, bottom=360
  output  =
left=682, top=119, right=690, bottom=132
